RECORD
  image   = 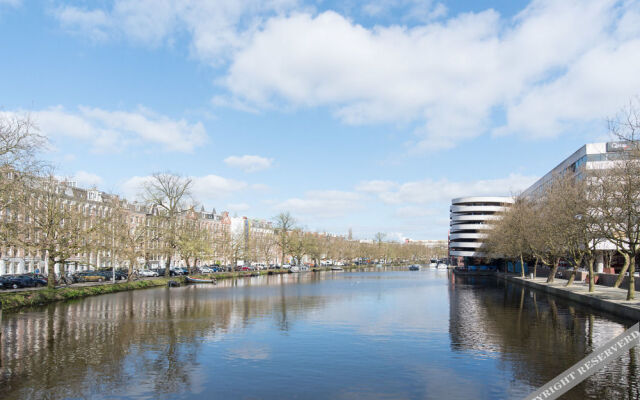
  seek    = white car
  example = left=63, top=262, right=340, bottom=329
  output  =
left=282, top=264, right=291, bottom=269
left=199, top=267, right=214, bottom=273
left=138, top=269, right=159, bottom=277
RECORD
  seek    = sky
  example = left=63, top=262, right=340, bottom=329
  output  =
left=1, top=0, right=639, bottom=241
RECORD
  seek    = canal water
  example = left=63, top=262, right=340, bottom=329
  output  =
left=0, top=269, right=638, bottom=399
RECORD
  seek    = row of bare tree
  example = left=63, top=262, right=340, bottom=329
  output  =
left=270, top=213, right=445, bottom=267
left=484, top=103, right=640, bottom=300
left=0, top=115, right=441, bottom=288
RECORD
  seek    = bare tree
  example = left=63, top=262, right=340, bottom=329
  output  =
left=18, top=173, right=86, bottom=287
left=528, top=177, right=578, bottom=284
left=177, top=214, right=212, bottom=273
left=214, top=226, right=232, bottom=268
left=0, top=114, right=46, bottom=250
left=256, top=233, right=276, bottom=266
left=374, top=232, right=387, bottom=262
left=143, top=173, right=192, bottom=277
left=102, top=198, right=148, bottom=280
left=273, top=212, right=296, bottom=265
left=484, top=195, right=532, bottom=278
left=288, top=229, right=307, bottom=266
left=589, top=145, right=640, bottom=299
left=305, top=233, right=323, bottom=267
left=226, top=232, right=245, bottom=270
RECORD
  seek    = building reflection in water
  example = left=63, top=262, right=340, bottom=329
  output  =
left=448, top=273, right=639, bottom=399
left=1, top=270, right=638, bottom=400
left=0, top=273, right=329, bottom=399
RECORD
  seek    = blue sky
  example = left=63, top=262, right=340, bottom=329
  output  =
left=1, top=0, right=639, bottom=240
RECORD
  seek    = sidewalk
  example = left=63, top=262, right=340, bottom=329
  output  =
left=501, top=274, right=640, bottom=321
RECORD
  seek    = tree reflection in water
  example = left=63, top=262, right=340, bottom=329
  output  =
left=449, top=274, right=640, bottom=399
left=0, top=271, right=638, bottom=399
left=0, top=274, right=328, bottom=399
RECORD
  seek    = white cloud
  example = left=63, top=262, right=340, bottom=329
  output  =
left=227, top=202, right=250, bottom=212
left=394, top=206, right=437, bottom=219
left=275, top=190, right=362, bottom=218
left=0, top=0, right=21, bottom=6
left=220, top=0, right=640, bottom=150
left=375, top=174, right=538, bottom=205
left=72, top=171, right=104, bottom=188
left=119, top=175, right=154, bottom=200
left=355, top=180, right=398, bottom=193
left=120, top=174, right=250, bottom=207
left=8, top=105, right=207, bottom=153
left=362, top=0, right=447, bottom=23
left=224, top=155, right=273, bottom=172
left=251, top=183, right=270, bottom=191
left=56, top=7, right=112, bottom=41
left=54, top=0, right=300, bottom=60
left=51, top=1, right=640, bottom=151
left=191, top=174, right=248, bottom=201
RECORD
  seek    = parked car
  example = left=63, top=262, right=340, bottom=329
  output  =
left=138, top=269, right=159, bottom=277
left=22, top=273, right=49, bottom=283
left=97, top=269, right=128, bottom=281
left=199, top=267, right=214, bottom=274
left=73, top=271, right=107, bottom=282
left=282, top=264, right=291, bottom=269
left=1, top=274, right=47, bottom=289
left=151, top=268, right=178, bottom=277
left=171, top=267, right=188, bottom=275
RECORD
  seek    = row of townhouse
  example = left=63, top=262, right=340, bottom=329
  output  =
left=0, top=178, right=276, bottom=276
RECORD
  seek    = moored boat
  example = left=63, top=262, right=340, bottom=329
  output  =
left=330, top=266, right=344, bottom=271
left=186, top=276, right=217, bottom=284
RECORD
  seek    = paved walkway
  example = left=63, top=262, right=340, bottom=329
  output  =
left=503, top=274, right=640, bottom=321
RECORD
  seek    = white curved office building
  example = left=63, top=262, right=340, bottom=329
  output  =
left=449, top=196, right=514, bottom=259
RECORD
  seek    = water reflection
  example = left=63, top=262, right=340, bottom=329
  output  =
left=0, top=270, right=637, bottom=399
left=449, top=274, right=639, bottom=399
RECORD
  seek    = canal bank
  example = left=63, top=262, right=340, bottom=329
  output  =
left=0, top=269, right=298, bottom=313
left=499, top=273, right=640, bottom=321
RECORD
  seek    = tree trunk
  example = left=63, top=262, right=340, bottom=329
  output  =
left=627, top=256, right=636, bottom=301
left=127, top=258, right=135, bottom=282
left=566, top=255, right=582, bottom=287
left=587, top=255, right=595, bottom=292
left=614, top=253, right=631, bottom=288
left=547, top=258, right=560, bottom=283
left=59, top=262, right=66, bottom=282
left=165, top=254, right=171, bottom=277
left=520, top=254, right=525, bottom=278
left=533, top=258, right=539, bottom=279
left=46, top=257, right=55, bottom=289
